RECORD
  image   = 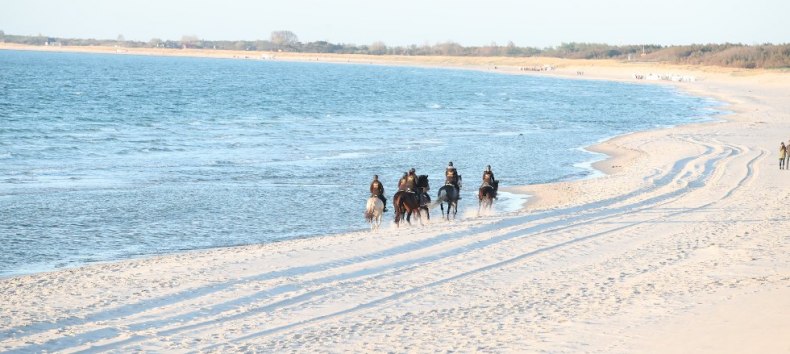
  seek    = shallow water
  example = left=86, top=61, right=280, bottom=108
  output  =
left=0, top=50, right=720, bottom=276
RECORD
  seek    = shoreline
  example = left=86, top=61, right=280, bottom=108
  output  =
left=1, top=43, right=788, bottom=352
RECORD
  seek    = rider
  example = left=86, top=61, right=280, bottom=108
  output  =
left=482, top=165, right=497, bottom=191
left=370, top=175, right=388, bottom=212
left=405, top=168, right=419, bottom=193
left=445, top=161, right=461, bottom=198
left=397, top=172, right=408, bottom=191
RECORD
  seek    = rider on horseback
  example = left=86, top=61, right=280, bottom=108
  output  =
left=445, top=161, right=461, bottom=199
left=370, top=175, right=388, bottom=212
left=404, top=168, right=424, bottom=206
left=397, top=172, right=408, bottom=191
left=405, top=168, right=419, bottom=193
left=482, top=165, right=498, bottom=196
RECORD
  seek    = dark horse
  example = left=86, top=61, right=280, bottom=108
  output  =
left=437, top=184, right=459, bottom=220
left=393, top=175, right=430, bottom=226
left=478, top=180, right=498, bottom=215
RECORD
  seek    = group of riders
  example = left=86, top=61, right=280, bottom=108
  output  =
left=369, top=162, right=498, bottom=212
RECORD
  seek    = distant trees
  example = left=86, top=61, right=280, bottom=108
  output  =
left=270, top=30, right=298, bottom=50
left=303, top=41, right=343, bottom=53
left=435, top=41, right=464, bottom=56
left=1, top=30, right=788, bottom=68
left=369, top=41, right=387, bottom=55
left=181, top=35, right=200, bottom=48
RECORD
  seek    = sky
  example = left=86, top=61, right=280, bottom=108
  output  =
left=1, top=0, right=788, bottom=48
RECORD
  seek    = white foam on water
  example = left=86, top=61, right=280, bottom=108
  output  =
left=572, top=146, right=608, bottom=180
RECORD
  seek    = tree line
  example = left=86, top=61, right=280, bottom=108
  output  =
left=1, top=30, right=788, bottom=69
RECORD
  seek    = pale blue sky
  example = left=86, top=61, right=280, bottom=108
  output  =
left=1, top=0, right=787, bottom=47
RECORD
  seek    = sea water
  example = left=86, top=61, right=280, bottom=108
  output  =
left=0, top=50, right=720, bottom=276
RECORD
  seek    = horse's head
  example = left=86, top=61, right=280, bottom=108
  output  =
left=417, top=175, right=429, bottom=189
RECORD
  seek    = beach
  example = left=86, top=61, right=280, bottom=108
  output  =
left=1, top=44, right=788, bottom=353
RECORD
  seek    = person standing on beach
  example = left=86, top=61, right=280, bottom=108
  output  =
left=370, top=175, right=387, bottom=212
left=780, top=142, right=787, bottom=170
left=785, top=140, right=790, bottom=168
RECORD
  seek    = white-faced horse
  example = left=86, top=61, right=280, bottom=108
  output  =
left=365, top=196, right=384, bottom=230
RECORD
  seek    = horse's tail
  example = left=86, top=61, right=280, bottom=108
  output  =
left=438, top=187, right=447, bottom=202
left=393, top=192, right=402, bottom=223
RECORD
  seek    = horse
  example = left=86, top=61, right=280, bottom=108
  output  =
left=393, top=175, right=430, bottom=227
left=364, top=196, right=384, bottom=230
left=478, top=180, right=498, bottom=215
left=437, top=184, right=459, bottom=220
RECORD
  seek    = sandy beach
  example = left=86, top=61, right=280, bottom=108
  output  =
left=1, top=44, right=788, bottom=353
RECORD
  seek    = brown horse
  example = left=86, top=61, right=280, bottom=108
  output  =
left=393, top=175, right=430, bottom=226
left=478, top=181, right=497, bottom=215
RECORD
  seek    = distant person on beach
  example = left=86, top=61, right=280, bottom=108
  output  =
left=780, top=142, right=787, bottom=170
left=398, top=172, right=408, bottom=191
left=785, top=140, right=790, bottom=168
left=370, top=175, right=387, bottom=212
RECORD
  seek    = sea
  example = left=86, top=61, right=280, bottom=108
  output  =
left=0, top=50, right=721, bottom=277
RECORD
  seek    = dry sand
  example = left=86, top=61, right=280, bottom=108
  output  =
left=1, top=44, right=788, bottom=353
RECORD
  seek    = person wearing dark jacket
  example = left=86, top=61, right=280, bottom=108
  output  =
left=445, top=161, right=461, bottom=198
left=397, top=172, right=408, bottom=191
left=445, top=162, right=459, bottom=188
left=405, top=168, right=418, bottom=192
left=370, top=175, right=387, bottom=212
left=482, top=165, right=496, bottom=189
